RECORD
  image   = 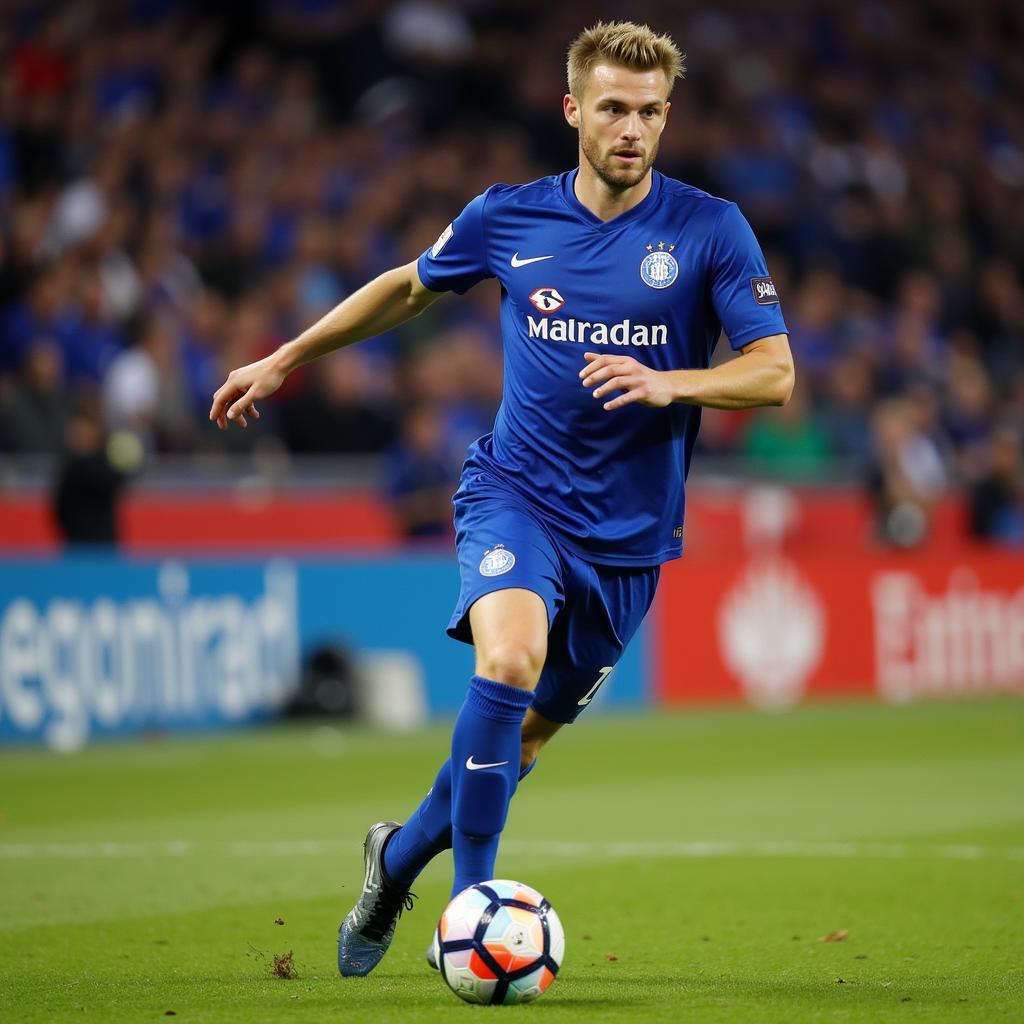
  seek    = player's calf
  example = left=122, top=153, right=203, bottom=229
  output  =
left=450, top=675, right=534, bottom=895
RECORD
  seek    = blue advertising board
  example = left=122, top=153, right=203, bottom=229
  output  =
left=0, top=554, right=650, bottom=747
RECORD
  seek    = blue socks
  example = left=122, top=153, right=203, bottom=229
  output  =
left=383, top=755, right=536, bottom=884
left=381, top=758, right=455, bottom=885
left=382, top=675, right=534, bottom=894
left=450, top=676, right=534, bottom=897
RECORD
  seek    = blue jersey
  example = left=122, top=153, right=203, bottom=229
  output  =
left=416, top=169, right=788, bottom=566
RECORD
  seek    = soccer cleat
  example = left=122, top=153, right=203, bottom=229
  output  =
left=425, top=938, right=438, bottom=970
left=337, top=821, right=416, bottom=977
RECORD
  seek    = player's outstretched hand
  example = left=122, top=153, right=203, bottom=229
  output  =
left=209, top=354, right=287, bottom=430
left=579, top=352, right=674, bottom=411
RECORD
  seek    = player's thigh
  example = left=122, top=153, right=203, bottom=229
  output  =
left=469, top=588, right=549, bottom=685
left=531, top=560, right=660, bottom=724
left=446, top=486, right=566, bottom=686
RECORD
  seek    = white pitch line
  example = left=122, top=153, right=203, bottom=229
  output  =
left=0, top=840, right=198, bottom=859
left=0, top=839, right=1022, bottom=862
left=504, top=840, right=1024, bottom=861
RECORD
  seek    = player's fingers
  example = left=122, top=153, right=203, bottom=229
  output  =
left=579, top=352, right=617, bottom=376
left=210, top=380, right=244, bottom=423
left=209, top=390, right=229, bottom=422
left=592, top=375, right=632, bottom=399
left=213, top=400, right=236, bottom=429
left=581, top=362, right=627, bottom=387
left=603, top=389, right=641, bottom=411
left=583, top=350, right=636, bottom=367
left=227, top=387, right=257, bottom=425
left=584, top=354, right=637, bottom=375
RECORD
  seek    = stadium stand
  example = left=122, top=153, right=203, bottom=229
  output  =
left=1, top=0, right=1021, bottom=544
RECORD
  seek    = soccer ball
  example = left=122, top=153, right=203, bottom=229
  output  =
left=433, top=879, right=565, bottom=1005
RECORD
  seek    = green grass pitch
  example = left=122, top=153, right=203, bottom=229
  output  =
left=1, top=699, right=1022, bottom=1022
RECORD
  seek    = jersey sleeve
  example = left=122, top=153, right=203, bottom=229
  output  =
left=709, top=202, right=788, bottom=350
left=416, top=189, right=494, bottom=295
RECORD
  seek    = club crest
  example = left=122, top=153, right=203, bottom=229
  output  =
left=640, top=243, right=678, bottom=289
left=479, top=544, right=516, bottom=577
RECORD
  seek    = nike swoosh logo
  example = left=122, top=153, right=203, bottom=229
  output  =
left=511, top=252, right=555, bottom=268
left=466, top=756, right=510, bottom=771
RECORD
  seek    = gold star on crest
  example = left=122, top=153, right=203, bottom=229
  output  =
left=658, top=241, right=666, bottom=249
left=669, top=244, right=676, bottom=252
left=646, top=244, right=654, bottom=252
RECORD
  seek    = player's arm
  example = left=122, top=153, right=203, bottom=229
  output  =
left=580, top=333, right=794, bottom=411
left=209, top=261, right=442, bottom=428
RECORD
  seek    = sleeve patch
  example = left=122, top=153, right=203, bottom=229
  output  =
left=750, top=277, right=779, bottom=304
left=431, top=223, right=454, bottom=258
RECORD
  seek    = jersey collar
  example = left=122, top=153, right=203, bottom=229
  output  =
left=560, top=167, right=663, bottom=231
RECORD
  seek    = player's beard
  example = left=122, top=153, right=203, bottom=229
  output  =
left=579, top=118, right=658, bottom=193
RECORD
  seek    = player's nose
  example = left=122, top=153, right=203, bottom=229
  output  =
left=621, top=115, right=642, bottom=141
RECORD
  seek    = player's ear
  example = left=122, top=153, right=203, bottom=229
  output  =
left=659, top=100, right=671, bottom=133
left=563, top=93, right=580, bottom=129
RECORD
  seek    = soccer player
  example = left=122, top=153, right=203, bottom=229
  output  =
left=209, top=21, right=793, bottom=977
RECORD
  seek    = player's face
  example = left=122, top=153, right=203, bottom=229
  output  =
left=566, top=63, right=671, bottom=192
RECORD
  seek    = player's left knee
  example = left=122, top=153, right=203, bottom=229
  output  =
left=477, top=640, right=544, bottom=689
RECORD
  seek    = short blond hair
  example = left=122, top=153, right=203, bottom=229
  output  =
left=567, top=21, right=685, bottom=100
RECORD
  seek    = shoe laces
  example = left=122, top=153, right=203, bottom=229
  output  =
left=363, top=885, right=416, bottom=942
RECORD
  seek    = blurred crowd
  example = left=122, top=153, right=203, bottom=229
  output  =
left=0, top=0, right=1022, bottom=544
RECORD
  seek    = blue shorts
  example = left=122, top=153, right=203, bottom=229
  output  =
left=447, top=480, right=659, bottom=724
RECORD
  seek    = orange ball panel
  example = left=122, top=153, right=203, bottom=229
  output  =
left=469, top=950, right=497, bottom=980
left=513, top=887, right=541, bottom=906
left=484, top=943, right=538, bottom=974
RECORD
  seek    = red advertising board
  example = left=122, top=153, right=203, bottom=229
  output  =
left=654, top=552, right=1024, bottom=706
left=0, top=488, right=967, bottom=554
